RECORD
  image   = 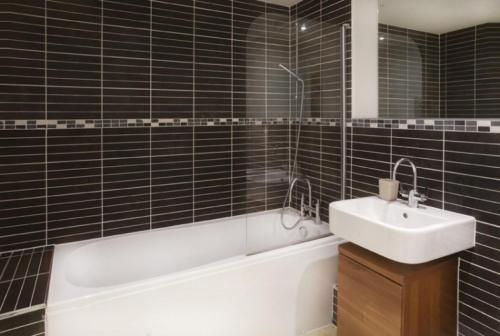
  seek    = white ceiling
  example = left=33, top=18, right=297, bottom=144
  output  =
left=379, top=0, right=500, bottom=34
left=260, top=0, right=302, bottom=7
left=262, top=0, right=500, bottom=33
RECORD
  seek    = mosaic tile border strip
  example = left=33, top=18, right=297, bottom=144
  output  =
left=0, top=118, right=340, bottom=129
left=0, top=118, right=499, bottom=132
left=348, top=119, right=500, bottom=133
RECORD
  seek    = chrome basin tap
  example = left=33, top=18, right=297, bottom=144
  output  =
left=392, top=158, right=427, bottom=208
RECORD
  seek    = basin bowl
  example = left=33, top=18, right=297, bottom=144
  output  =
left=329, top=196, right=476, bottom=264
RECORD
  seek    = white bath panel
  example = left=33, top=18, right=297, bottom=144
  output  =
left=305, top=325, right=337, bottom=336
left=48, top=241, right=339, bottom=336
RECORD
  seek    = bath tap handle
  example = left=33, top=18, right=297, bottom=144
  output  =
left=315, top=200, right=321, bottom=224
left=300, top=193, right=305, bottom=217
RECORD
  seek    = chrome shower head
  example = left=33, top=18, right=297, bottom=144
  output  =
left=279, top=64, right=303, bottom=83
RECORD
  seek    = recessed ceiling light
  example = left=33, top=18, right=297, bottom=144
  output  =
left=300, top=24, right=307, bottom=32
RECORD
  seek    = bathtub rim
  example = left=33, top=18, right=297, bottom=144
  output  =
left=48, top=207, right=327, bottom=294
left=49, top=207, right=316, bottom=252
left=48, top=233, right=343, bottom=314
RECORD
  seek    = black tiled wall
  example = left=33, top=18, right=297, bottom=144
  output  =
left=0, top=130, right=46, bottom=250
left=347, top=127, right=500, bottom=336
left=47, top=129, right=103, bottom=244
left=48, top=1, right=102, bottom=120
left=441, top=23, right=500, bottom=118
left=0, top=3, right=46, bottom=120
left=0, top=309, right=45, bottom=336
left=1, top=0, right=290, bottom=121
left=0, top=0, right=291, bottom=251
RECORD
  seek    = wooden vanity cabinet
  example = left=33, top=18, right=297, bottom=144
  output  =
left=337, top=243, right=458, bottom=336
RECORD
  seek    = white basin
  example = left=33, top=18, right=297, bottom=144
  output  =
left=329, top=196, right=476, bottom=264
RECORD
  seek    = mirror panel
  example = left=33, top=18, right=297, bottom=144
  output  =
left=352, top=0, right=500, bottom=119
left=379, top=0, right=500, bottom=119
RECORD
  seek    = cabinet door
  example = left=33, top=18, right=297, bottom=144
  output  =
left=338, top=255, right=402, bottom=336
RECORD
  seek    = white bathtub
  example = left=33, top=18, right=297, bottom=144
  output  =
left=47, top=209, right=342, bottom=336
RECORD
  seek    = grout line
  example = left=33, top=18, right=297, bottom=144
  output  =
left=230, top=0, right=233, bottom=217
left=100, top=0, right=104, bottom=238
left=192, top=0, right=196, bottom=222
left=319, top=0, right=323, bottom=206
left=460, top=257, right=500, bottom=276
left=29, top=246, right=45, bottom=307
left=264, top=2, right=268, bottom=210
left=44, top=0, right=48, bottom=247
left=457, top=323, right=486, bottom=336
left=457, top=257, right=461, bottom=333
left=460, top=303, right=500, bottom=326
left=438, top=30, right=441, bottom=119
left=474, top=26, right=477, bottom=119
left=288, top=5, right=292, bottom=197
left=442, top=130, right=446, bottom=209
left=405, top=28, right=409, bottom=119
left=0, top=253, right=13, bottom=280
left=463, top=254, right=500, bottom=277
left=390, top=128, right=393, bottom=178
left=13, top=252, right=33, bottom=311
left=0, top=253, right=23, bottom=312
left=460, top=289, right=500, bottom=310
left=149, top=0, right=153, bottom=230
